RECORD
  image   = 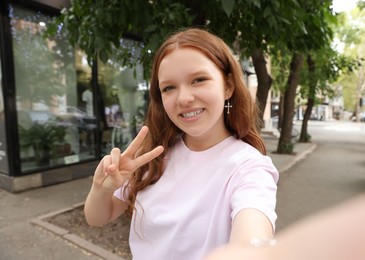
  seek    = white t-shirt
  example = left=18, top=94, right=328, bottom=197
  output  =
left=114, top=136, right=279, bottom=260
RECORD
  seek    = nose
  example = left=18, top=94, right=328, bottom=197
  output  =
left=176, top=86, right=195, bottom=106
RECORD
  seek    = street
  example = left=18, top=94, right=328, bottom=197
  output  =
left=276, top=120, right=365, bottom=231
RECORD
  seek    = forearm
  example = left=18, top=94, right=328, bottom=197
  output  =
left=84, top=184, right=118, bottom=227
left=274, top=194, right=365, bottom=260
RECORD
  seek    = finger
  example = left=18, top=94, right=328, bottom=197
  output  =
left=133, top=145, right=164, bottom=169
left=106, top=163, right=117, bottom=175
left=122, top=126, right=149, bottom=156
left=110, top=147, right=121, bottom=168
left=94, top=159, right=104, bottom=176
left=93, top=155, right=111, bottom=185
left=104, top=148, right=122, bottom=177
left=102, top=155, right=112, bottom=176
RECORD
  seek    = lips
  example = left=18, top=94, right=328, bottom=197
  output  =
left=180, top=109, right=204, bottom=118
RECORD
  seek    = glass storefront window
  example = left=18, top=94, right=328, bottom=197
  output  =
left=98, top=40, right=148, bottom=155
left=8, top=4, right=148, bottom=173
left=10, top=5, right=97, bottom=172
left=0, top=59, right=9, bottom=174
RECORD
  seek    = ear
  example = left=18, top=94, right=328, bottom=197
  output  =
left=225, top=73, right=234, bottom=99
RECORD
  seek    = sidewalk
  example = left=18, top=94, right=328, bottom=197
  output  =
left=0, top=137, right=316, bottom=260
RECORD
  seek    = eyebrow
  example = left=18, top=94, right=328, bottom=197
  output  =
left=159, top=69, right=210, bottom=87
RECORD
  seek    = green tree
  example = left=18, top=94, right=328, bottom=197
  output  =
left=49, top=0, right=311, bottom=121
left=298, top=48, right=355, bottom=143
left=48, top=0, right=341, bottom=155
left=276, top=0, right=337, bottom=154
left=333, top=5, right=365, bottom=120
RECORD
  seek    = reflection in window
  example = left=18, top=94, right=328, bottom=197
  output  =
left=98, top=40, right=149, bottom=154
left=10, top=4, right=96, bottom=172
left=10, top=4, right=150, bottom=172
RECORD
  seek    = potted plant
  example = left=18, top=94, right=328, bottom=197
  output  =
left=19, top=122, right=68, bottom=165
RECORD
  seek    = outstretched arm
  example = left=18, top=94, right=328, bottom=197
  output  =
left=230, top=209, right=274, bottom=245
left=206, top=194, right=365, bottom=260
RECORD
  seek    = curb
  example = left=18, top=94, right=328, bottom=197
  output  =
left=277, top=143, right=317, bottom=173
left=30, top=203, right=126, bottom=260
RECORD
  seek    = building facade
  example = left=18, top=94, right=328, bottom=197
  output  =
left=0, top=0, right=148, bottom=192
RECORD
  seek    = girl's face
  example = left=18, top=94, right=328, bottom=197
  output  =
left=158, top=48, right=232, bottom=151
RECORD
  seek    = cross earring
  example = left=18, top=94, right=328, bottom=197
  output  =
left=225, top=100, right=232, bottom=114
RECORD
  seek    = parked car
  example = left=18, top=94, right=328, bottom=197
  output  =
left=17, top=110, right=70, bottom=129
left=18, top=107, right=98, bottom=132
left=360, top=112, right=365, bottom=122
left=56, top=106, right=97, bottom=131
left=351, top=112, right=365, bottom=122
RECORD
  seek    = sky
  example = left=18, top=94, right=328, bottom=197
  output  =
left=332, top=0, right=358, bottom=13
left=331, top=0, right=361, bottom=53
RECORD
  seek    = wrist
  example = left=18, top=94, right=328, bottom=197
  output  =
left=91, top=182, right=116, bottom=195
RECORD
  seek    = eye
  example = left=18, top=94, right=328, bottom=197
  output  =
left=192, top=77, right=207, bottom=84
left=161, top=85, right=175, bottom=93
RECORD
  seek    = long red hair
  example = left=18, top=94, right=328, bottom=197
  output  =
left=125, top=28, right=265, bottom=215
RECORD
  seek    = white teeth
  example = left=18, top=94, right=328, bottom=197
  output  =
left=182, top=109, right=203, bottom=118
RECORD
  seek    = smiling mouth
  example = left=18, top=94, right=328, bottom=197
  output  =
left=181, top=109, right=204, bottom=118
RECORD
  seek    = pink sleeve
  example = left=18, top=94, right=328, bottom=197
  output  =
left=113, top=182, right=130, bottom=201
left=229, top=155, right=279, bottom=230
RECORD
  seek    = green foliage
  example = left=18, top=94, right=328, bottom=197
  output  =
left=56, top=0, right=147, bottom=64
left=138, top=2, right=194, bottom=77
left=298, top=47, right=358, bottom=103
left=276, top=141, right=294, bottom=154
left=44, top=0, right=349, bottom=156
left=47, top=0, right=194, bottom=78
left=300, top=133, right=312, bottom=143
left=271, top=1, right=341, bottom=112
left=47, top=0, right=336, bottom=73
left=288, top=0, right=334, bottom=52
left=12, top=17, right=66, bottom=105
left=19, top=123, right=67, bottom=150
left=271, top=47, right=292, bottom=92
left=332, top=5, right=365, bottom=110
left=359, top=0, right=365, bottom=9
left=231, top=0, right=302, bottom=55
left=19, top=123, right=67, bottom=164
left=221, top=0, right=235, bottom=17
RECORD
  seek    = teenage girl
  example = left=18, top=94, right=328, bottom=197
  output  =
left=84, top=28, right=279, bottom=260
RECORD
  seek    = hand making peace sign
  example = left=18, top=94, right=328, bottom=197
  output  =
left=93, top=126, right=164, bottom=192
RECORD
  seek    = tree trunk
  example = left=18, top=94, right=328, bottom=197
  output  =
left=300, top=97, right=314, bottom=142
left=252, top=49, right=273, bottom=124
left=299, top=54, right=316, bottom=143
left=277, top=52, right=304, bottom=154
left=278, top=91, right=285, bottom=130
